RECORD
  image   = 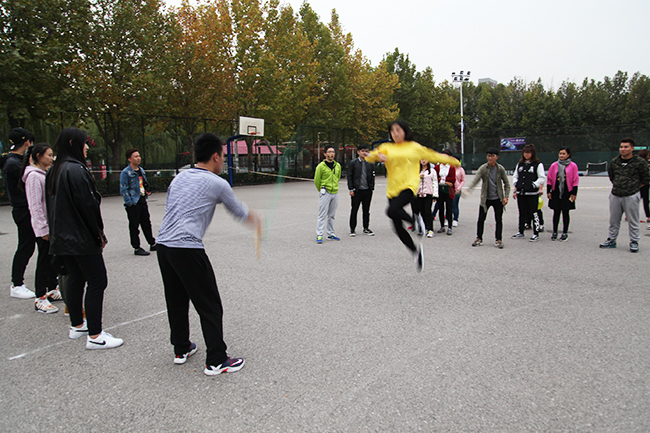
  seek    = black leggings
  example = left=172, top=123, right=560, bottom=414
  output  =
left=437, top=192, right=453, bottom=228
left=552, top=209, right=571, bottom=234
left=387, top=189, right=416, bottom=253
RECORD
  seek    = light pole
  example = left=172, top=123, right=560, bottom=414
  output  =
left=451, top=70, right=471, bottom=164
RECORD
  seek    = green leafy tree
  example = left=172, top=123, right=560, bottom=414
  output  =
left=0, top=0, right=90, bottom=127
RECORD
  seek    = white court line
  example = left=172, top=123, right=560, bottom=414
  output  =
left=7, top=309, right=167, bottom=361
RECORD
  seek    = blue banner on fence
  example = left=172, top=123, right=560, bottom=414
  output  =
left=500, top=137, right=526, bottom=151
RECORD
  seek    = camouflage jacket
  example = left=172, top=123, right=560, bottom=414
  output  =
left=608, top=155, right=649, bottom=197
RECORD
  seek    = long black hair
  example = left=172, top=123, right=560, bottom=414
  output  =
left=388, top=120, right=414, bottom=142
left=47, top=128, right=89, bottom=195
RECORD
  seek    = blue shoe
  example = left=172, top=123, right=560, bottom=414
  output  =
left=204, top=357, right=245, bottom=376
left=316, top=236, right=323, bottom=244
left=174, top=342, right=197, bottom=365
left=327, top=235, right=340, bottom=241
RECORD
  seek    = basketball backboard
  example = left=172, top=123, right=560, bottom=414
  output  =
left=238, top=116, right=265, bottom=137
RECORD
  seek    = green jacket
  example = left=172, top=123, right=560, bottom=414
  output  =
left=467, top=162, right=511, bottom=211
left=608, top=155, right=649, bottom=197
left=314, top=160, right=341, bottom=194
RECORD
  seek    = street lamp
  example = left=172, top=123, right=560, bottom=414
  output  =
left=451, top=70, right=471, bottom=165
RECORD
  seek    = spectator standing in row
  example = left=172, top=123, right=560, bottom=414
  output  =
left=512, top=144, right=546, bottom=242
left=637, top=149, right=650, bottom=228
left=467, top=148, right=510, bottom=249
left=435, top=150, right=456, bottom=235
left=22, top=144, right=62, bottom=313
left=314, top=145, right=342, bottom=243
left=47, top=127, right=123, bottom=349
left=546, top=147, right=579, bottom=242
left=347, top=145, right=375, bottom=237
left=120, top=148, right=156, bottom=256
left=1, top=128, right=37, bottom=299
left=600, top=138, right=649, bottom=252
left=452, top=163, right=465, bottom=227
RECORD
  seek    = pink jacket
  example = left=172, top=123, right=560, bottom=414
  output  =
left=547, top=161, right=579, bottom=192
left=22, top=165, right=49, bottom=237
left=454, top=166, right=466, bottom=193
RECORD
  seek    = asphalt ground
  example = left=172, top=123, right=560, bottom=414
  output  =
left=0, top=174, right=649, bottom=432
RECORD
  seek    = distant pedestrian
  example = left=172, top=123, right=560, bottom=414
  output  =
left=366, top=120, right=459, bottom=272
left=120, top=148, right=156, bottom=256
left=466, top=148, right=510, bottom=249
left=156, top=133, right=262, bottom=375
left=512, top=144, right=546, bottom=242
left=547, top=147, right=579, bottom=241
left=314, top=145, right=342, bottom=243
left=600, top=138, right=649, bottom=252
left=0, top=127, right=37, bottom=299
left=347, top=144, right=375, bottom=237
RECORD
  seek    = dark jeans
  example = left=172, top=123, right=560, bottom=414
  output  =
left=437, top=192, right=453, bottom=228
left=517, top=195, right=540, bottom=235
left=11, top=207, right=36, bottom=286
left=387, top=189, right=416, bottom=253
left=412, top=195, right=434, bottom=231
left=63, top=254, right=108, bottom=335
left=157, top=245, right=228, bottom=367
left=552, top=209, right=571, bottom=234
left=349, top=189, right=373, bottom=231
left=453, top=193, right=461, bottom=222
left=126, top=196, right=155, bottom=249
left=477, top=199, right=504, bottom=241
left=34, top=237, right=58, bottom=298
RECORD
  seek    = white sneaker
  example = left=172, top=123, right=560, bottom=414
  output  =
left=10, top=284, right=35, bottom=299
left=86, top=331, right=123, bottom=350
left=452, top=220, right=458, bottom=227
left=46, top=288, right=63, bottom=302
left=69, top=319, right=88, bottom=339
left=35, top=296, right=59, bottom=314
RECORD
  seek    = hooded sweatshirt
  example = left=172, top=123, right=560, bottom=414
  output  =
left=22, top=165, right=49, bottom=237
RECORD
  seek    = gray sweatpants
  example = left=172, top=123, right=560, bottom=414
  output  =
left=608, top=192, right=641, bottom=242
left=316, top=192, right=339, bottom=237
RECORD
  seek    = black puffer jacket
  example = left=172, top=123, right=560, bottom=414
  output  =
left=46, top=157, right=106, bottom=256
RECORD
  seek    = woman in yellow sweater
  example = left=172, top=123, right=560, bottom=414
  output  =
left=366, top=120, right=460, bottom=272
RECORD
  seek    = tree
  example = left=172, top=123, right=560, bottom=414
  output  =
left=77, top=0, right=177, bottom=165
left=0, top=0, right=90, bottom=127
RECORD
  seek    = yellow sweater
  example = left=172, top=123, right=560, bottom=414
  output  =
left=367, top=141, right=460, bottom=198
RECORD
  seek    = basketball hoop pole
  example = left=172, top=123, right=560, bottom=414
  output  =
left=226, top=135, right=245, bottom=187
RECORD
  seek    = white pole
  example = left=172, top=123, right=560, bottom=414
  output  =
left=460, top=82, right=464, bottom=160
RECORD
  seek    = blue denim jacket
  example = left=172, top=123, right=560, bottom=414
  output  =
left=120, top=165, right=148, bottom=207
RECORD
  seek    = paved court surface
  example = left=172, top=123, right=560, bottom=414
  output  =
left=1, top=174, right=649, bottom=432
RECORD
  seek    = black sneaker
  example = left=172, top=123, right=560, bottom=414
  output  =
left=414, top=243, right=424, bottom=273
left=551, top=233, right=558, bottom=241
left=149, top=244, right=158, bottom=251
left=349, top=230, right=356, bottom=237
left=559, top=233, right=568, bottom=242
left=174, top=342, right=198, bottom=365
left=134, top=247, right=150, bottom=256
left=529, top=234, right=539, bottom=242
left=363, top=229, right=374, bottom=236
left=511, top=232, right=525, bottom=239
left=204, top=357, right=245, bottom=376
left=630, top=241, right=639, bottom=253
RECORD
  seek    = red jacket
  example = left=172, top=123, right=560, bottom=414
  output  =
left=435, top=164, right=456, bottom=199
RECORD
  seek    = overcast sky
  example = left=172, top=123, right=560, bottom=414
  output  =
left=164, top=0, right=650, bottom=89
